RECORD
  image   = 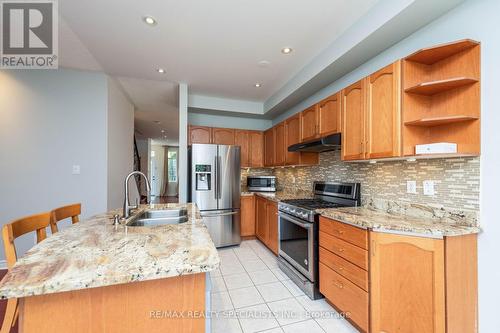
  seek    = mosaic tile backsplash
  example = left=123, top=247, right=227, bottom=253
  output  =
left=244, top=151, right=480, bottom=224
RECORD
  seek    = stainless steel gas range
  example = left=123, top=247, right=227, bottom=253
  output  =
left=277, top=181, right=360, bottom=299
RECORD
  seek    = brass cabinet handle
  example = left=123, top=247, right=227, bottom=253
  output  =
left=338, top=248, right=345, bottom=252
left=336, top=229, right=345, bottom=235
left=338, top=266, right=344, bottom=271
left=334, top=281, right=344, bottom=289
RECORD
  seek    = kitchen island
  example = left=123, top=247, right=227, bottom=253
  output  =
left=0, top=203, right=219, bottom=333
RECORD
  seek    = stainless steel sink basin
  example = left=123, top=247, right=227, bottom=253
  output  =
left=127, top=209, right=188, bottom=226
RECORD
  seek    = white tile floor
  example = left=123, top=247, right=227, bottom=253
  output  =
left=210, top=239, right=360, bottom=333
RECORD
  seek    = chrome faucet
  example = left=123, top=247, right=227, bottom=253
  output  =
left=123, top=171, right=151, bottom=219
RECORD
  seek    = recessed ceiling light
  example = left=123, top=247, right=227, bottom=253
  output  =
left=281, top=47, right=293, bottom=54
left=143, top=16, right=157, bottom=26
left=255, top=83, right=262, bottom=88
left=258, top=60, right=271, bottom=67
left=161, top=130, right=165, bottom=133
left=157, top=68, right=166, bottom=74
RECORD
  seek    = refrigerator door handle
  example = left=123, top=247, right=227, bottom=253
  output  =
left=214, top=155, right=218, bottom=200
left=201, top=211, right=238, bottom=217
left=217, top=155, right=222, bottom=199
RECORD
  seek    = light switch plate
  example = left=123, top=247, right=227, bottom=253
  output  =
left=72, top=165, right=81, bottom=175
left=423, top=180, right=435, bottom=196
left=407, top=181, right=417, bottom=194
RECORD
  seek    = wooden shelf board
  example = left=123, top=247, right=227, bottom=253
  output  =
left=404, top=115, right=479, bottom=127
left=405, top=39, right=479, bottom=65
left=404, top=77, right=478, bottom=95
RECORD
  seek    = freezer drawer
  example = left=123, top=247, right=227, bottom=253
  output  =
left=201, top=210, right=241, bottom=248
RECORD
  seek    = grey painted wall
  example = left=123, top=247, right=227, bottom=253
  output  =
left=188, top=112, right=272, bottom=131
left=0, top=69, right=108, bottom=259
left=0, top=69, right=137, bottom=261
left=107, top=77, right=136, bottom=210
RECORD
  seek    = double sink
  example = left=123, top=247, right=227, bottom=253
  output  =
left=127, top=209, right=188, bottom=227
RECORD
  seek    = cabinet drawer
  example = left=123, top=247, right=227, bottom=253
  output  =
left=319, top=262, right=369, bottom=332
left=319, top=247, right=368, bottom=291
left=320, top=217, right=368, bottom=249
left=319, top=231, right=368, bottom=270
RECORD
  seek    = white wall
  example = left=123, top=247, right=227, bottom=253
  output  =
left=106, top=77, right=136, bottom=210
left=273, top=0, right=500, bottom=330
left=0, top=69, right=108, bottom=258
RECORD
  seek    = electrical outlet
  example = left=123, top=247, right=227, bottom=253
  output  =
left=407, top=181, right=417, bottom=194
left=423, top=180, right=435, bottom=196
left=72, top=165, right=81, bottom=175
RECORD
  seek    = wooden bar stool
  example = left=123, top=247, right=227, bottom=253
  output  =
left=1, top=212, right=51, bottom=333
left=50, top=203, right=81, bottom=234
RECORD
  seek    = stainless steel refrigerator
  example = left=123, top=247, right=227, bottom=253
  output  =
left=188, top=144, right=241, bottom=247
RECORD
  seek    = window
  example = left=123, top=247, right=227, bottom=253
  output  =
left=168, top=150, right=177, bottom=182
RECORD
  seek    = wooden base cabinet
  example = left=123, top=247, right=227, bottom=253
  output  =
left=370, top=232, right=445, bottom=333
left=255, top=196, right=278, bottom=255
left=370, top=232, right=478, bottom=333
left=240, top=196, right=255, bottom=236
left=319, top=217, right=478, bottom=333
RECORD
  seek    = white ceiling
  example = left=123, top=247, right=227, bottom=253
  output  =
left=117, top=77, right=179, bottom=145
left=59, top=0, right=379, bottom=102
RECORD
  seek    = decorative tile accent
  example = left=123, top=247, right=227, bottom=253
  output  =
left=271, top=151, right=480, bottom=223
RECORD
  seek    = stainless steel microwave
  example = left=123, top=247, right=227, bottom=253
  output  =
left=247, top=176, right=276, bottom=192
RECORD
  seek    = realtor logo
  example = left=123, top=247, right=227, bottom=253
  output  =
left=0, top=0, right=58, bottom=69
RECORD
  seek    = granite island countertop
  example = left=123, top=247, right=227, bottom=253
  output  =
left=0, top=203, right=220, bottom=299
left=317, top=206, right=480, bottom=237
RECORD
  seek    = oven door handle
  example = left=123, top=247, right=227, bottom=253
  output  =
left=279, top=213, right=313, bottom=229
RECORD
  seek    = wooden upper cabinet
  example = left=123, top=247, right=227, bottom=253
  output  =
left=370, top=232, right=445, bottom=333
left=300, top=105, right=319, bottom=142
left=366, top=61, right=402, bottom=159
left=318, top=92, right=341, bottom=136
left=249, top=131, right=264, bottom=168
left=285, top=114, right=301, bottom=165
left=189, top=126, right=212, bottom=145
left=235, top=130, right=250, bottom=168
left=342, top=80, right=366, bottom=161
left=264, top=128, right=275, bottom=167
left=212, top=127, right=235, bottom=145
left=274, top=123, right=286, bottom=166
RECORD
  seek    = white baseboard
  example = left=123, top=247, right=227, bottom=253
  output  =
left=0, top=260, right=7, bottom=270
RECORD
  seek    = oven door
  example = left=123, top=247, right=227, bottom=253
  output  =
left=278, top=212, right=315, bottom=282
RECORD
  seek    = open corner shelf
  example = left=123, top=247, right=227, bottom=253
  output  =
left=404, top=77, right=478, bottom=95
left=405, top=39, right=479, bottom=65
left=404, top=115, right=479, bottom=127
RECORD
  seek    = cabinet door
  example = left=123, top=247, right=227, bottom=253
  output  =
left=248, top=131, right=264, bottom=168
left=366, top=61, right=402, bottom=159
left=285, top=114, right=301, bottom=165
left=240, top=196, right=255, bottom=236
left=255, top=197, right=268, bottom=243
left=274, top=123, right=286, bottom=166
left=235, top=130, right=250, bottom=168
left=342, top=80, right=366, bottom=161
left=370, top=232, right=445, bottom=333
left=267, top=201, right=278, bottom=255
left=318, top=92, right=341, bottom=136
left=300, top=105, right=319, bottom=142
left=264, top=128, right=275, bottom=167
left=189, top=126, right=212, bottom=144
left=212, top=128, right=235, bottom=145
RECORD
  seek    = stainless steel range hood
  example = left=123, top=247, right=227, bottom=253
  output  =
left=288, top=133, right=341, bottom=153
